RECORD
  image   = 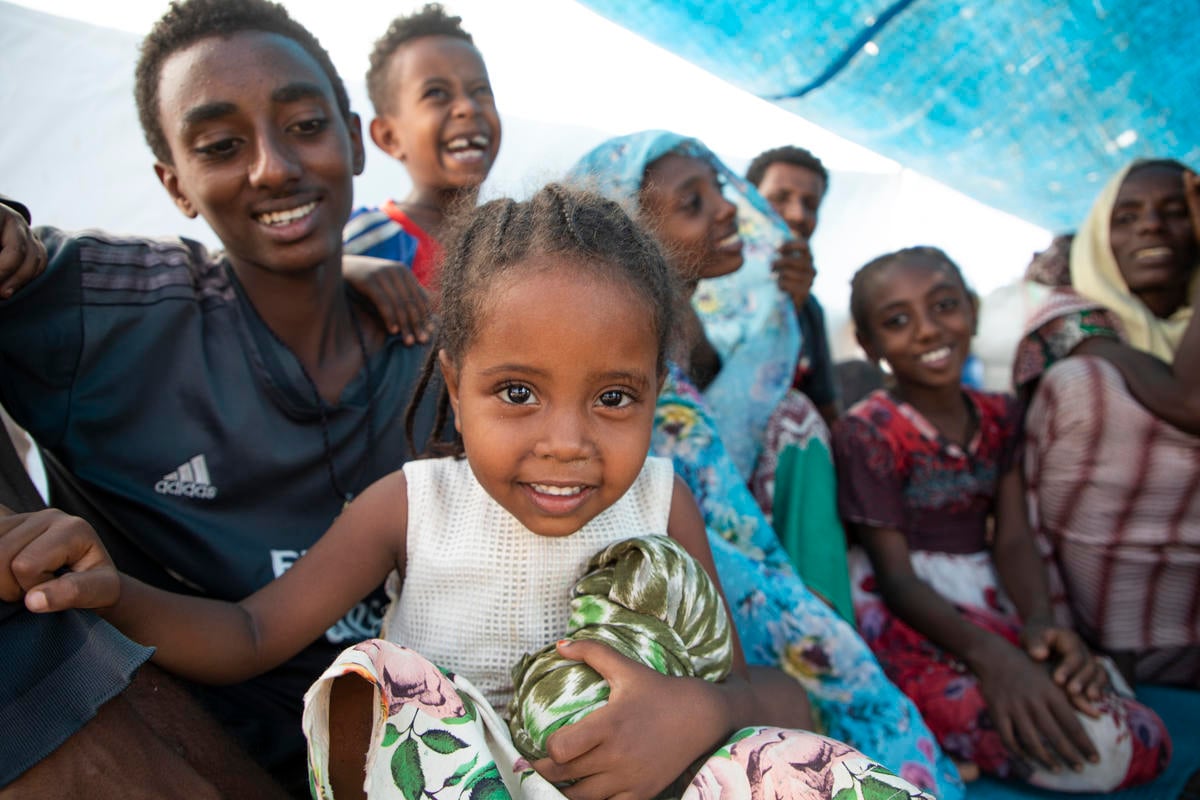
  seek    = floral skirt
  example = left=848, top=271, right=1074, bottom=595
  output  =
left=302, top=640, right=934, bottom=800
left=850, top=548, right=1172, bottom=791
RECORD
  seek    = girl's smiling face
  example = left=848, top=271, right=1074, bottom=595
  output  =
left=857, top=256, right=976, bottom=395
left=440, top=260, right=660, bottom=538
left=639, top=154, right=743, bottom=283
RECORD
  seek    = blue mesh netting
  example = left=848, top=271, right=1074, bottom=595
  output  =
left=577, top=0, right=1200, bottom=232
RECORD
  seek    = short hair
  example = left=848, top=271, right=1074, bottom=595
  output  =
left=366, top=4, right=475, bottom=117
left=135, top=0, right=351, bottom=164
left=745, top=145, right=829, bottom=190
left=849, top=246, right=970, bottom=339
left=405, top=184, right=679, bottom=457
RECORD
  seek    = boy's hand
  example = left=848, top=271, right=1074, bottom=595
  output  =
left=0, top=505, right=119, bottom=612
left=975, top=638, right=1099, bottom=773
left=772, top=239, right=815, bottom=309
left=1022, top=622, right=1108, bottom=716
left=0, top=203, right=47, bottom=299
left=342, top=255, right=432, bottom=346
left=531, top=640, right=728, bottom=800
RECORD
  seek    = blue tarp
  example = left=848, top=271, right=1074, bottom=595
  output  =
left=577, top=0, right=1199, bottom=232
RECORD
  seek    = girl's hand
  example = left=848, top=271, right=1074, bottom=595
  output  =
left=1022, top=622, right=1109, bottom=716
left=341, top=255, right=432, bottom=345
left=975, top=639, right=1099, bottom=772
left=531, top=639, right=730, bottom=800
left=0, top=505, right=119, bottom=612
left=0, top=203, right=47, bottom=299
left=771, top=240, right=815, bottom=309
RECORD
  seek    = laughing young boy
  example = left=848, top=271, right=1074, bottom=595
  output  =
left=343, top=4, right=501, bottom=289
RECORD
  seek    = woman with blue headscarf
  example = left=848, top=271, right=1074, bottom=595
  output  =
left=568, top=131, right=965, bottom=798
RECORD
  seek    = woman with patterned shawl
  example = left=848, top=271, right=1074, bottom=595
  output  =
left=1014, top=159, right=1200, bottom=687
left=568, top=130, right=964, bottom=799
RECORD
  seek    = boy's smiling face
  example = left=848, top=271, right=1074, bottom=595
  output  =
left=153, top=30, right=364, bottom=276
left=370, top=36, right=501, bottom=193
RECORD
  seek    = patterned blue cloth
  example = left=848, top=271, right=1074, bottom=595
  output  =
left=653, top=364, right=965, bottom=800
left=566, top=130, right=800, bottom=479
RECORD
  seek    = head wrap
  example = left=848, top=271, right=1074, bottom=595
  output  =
left=567, top=131, right=800, bottom=477
left=1071, top=162, right=1196, bottom=360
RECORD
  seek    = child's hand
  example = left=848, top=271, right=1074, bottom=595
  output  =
left=771, top=240, right=815, bottom=309
left=975, top=639, right=1099, bottom=773
left=1022, top=622, right=1109, bottom=716
left=531, top=639, right=728, bottom=800
left=0, top=202, right=47, bottom=299
left=0, top=505, right=119, bottom=612
left=341, top=255, right=432, bottom=346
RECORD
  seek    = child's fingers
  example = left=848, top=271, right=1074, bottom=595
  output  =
left=0, top=510, right=56, bottom=601
left=991, top=709, right=1032, bottom=768
left=25, top=567, right=120, bottom=613
left=0, top=509, right=113, bottom=605
left=1039, top=699, right=1098, bottom=769
left=383, top=270, right=431, bottom=345
left=1068, top=690, right=1102, bottom=719
left=1011, top=706, right=1062, bottom=771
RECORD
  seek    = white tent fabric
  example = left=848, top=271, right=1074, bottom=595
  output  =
left=1, top=0, right=1050, bottom=364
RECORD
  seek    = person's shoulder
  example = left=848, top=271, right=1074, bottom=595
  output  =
left=343, top=205, right=419, bottom=263
left=33, top=228, right=228, bottom=303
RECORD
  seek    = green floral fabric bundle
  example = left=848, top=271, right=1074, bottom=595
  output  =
left=508, top=535, right=733, bottom=760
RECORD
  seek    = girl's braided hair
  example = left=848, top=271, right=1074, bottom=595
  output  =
left=405, top=183, right=679, bottom=457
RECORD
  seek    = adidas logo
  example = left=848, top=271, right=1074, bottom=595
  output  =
left=155, top=454, right=218, bottom=500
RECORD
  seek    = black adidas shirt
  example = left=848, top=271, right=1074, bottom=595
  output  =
left=0, top=226, right=439, bottom=789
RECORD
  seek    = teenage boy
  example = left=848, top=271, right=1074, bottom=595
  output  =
left=0, top=0, right=436, bottom=791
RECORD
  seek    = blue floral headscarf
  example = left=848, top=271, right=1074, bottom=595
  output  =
left=567, top=131, right=801, bottom=478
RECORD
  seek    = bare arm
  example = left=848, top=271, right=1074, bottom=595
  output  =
left=0, top=471, right=408, bottom=685
left=664, top=476, right=812, bottom=729
left=1072, top=327, right=1200, bottom=434
left=992, top=465, right=1108, bottom=708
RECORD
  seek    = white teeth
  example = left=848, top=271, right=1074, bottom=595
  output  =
left=529, top=483, right=584, bottom=497
left=445, top=137, right=470, bottom=150
left=717, top=232, right=742, bottom=248
left=470, top=135, right=490, bottom=147
left=1136, top=246, right=1173, bottom=259
left=256, top=201, right=317, bottom=226
left=920, top=346, right=951, bottom=364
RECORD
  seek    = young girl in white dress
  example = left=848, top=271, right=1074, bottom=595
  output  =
left=0, top=185, right=930, bottom=800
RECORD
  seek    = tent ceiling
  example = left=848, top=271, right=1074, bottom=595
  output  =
left=578, top=0, right=1198, bottom=232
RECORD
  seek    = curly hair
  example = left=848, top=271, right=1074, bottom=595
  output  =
left=849, top=245, right=971, bottom=341
left=744, top=145, right=829, bottom=191
left=405, top=184, right=679, bottom=457
left=135, top=0, right=350, bottom=164
left=366, top=4, right=475, bottom=117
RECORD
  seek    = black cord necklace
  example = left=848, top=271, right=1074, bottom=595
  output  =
left=247, top=288, right=376, bottom=508
left=305, top=306, right=374, bottom=507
